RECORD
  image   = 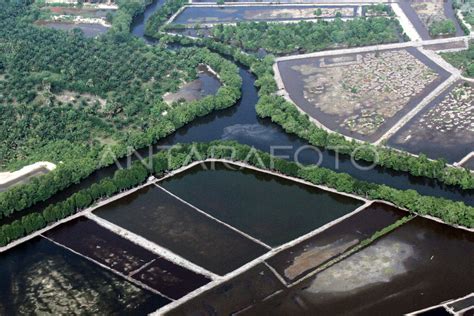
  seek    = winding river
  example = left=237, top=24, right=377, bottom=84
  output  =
left=4, top=0, right=473, bottom=226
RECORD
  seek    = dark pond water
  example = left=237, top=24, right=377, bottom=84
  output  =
left=266, top=202, right=406, bottom=282
left=44, top=217, right=210, bottom=299
left=448, top=295, right=474, bottom=313
left=38, top=21, right=109, bottom=38
left=388, top=80, right=474, bottom=163
left=463, top=157, right=474, bottom=170
left=168, top=263, right=285, bottom=315
left=160, top=162, right=364, bottom=246
left=173, top=5, right=357, bottom=25
left=417, top=306, right=453, bottom=315
left=95, top=184, right=267, bottom=275
left=0, top=237, right=168, bottom=315
left=243, top=216, right=474, bottom=315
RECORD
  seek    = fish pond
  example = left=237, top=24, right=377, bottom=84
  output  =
left=160, top=162, right=365, bottom=246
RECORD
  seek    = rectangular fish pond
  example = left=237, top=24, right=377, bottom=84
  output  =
left=171, top=5, right=359, bottom=26
left=159, top=162, right=365, bottom=247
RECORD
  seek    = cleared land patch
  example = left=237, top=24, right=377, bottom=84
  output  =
left=388, top=81, right=474, bottom=162
left=278, top=47, right=449, bottom=142
left=163, top=65, right=221, bottom=105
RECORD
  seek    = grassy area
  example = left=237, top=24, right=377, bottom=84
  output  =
left=441, top=44, right=474, bottom=77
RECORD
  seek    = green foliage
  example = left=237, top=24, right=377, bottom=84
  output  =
left=441, top=44, right=474, bottom=78
left=206, top=18, right=403, bottom=54
left=0, top=2, right=241, bottom=217
left=144, top=0, right=188, bottom=36
left=429, top=19, right=456, bottom=36
left=110, top=0, right=152, bottom=34
left=366, top=4, right=394, bottom=16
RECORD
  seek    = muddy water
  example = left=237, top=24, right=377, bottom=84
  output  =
left=267, top=202, right=406, bottom=282
left=163, top=65, right=221, bottom=104
left=243, top=216, right=474, bottom=315
left=95, top=185, right=267, bottom=275
left=160, top=162, right=364, bottom=246
left=43, top=217, right=210, bottom=299
left=167, top=263, right=285, bottom=315
left=37, top=21, right=109, bottom=38
left=0, top=237, right=167, bottom=315
left=131, top=256, right=210, bottom=299
left=173, top=5, right=357, bottom=25
left=388, top=80, right=474, bottom=163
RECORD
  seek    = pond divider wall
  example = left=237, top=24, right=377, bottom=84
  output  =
left=153, top=184, right=273, bottom=249
left=153, top=200, right=374, bottom=315
left=86, top=213, right=219, bottom=280
left=41, top=234, right=174, bottom=300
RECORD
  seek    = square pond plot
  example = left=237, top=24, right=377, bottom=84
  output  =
left=160, top=162, right=364, bottom=247
left=94, top=185, right=268, bottom=276
left=43, top=217, right=210, bottom=299
left=242, top=216, right=474, bottom=316
left=0, top=237, right=167, bottom=315
left=277, top=47, right=450, bottom=142
left=266, top=202, right=407, bottom=283
left=388, top=81, right=474, bottom=163
left=167, top=263, right=285, bottom=316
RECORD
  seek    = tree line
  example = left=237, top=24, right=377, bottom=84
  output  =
left=206, top=18, right=405, bottom=55
left=1, top=141, right=472, bottom=247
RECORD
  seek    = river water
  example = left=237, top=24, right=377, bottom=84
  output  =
left=3, top=0, right=474, bottom=225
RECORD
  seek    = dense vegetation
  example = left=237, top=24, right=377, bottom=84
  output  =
left=1, top=141, right=472, bottom=247
left=144, top=0, right=187, bottom=35
left=428, top=19, right=456, bottom=36
left=365, top=4, right=395, bottom=17
left=159, top=18, right=406, bottom=55
left=0, top=3, right=241, bottom=216
left=111, top=0, right=152, bottom=33
left=453, top=0, right=473, bottom=33
left=144, top=0, right=405, bottom=55
left=441, top=44, right=474, bottom=78
left=207, top=18, right=404, bottom=55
